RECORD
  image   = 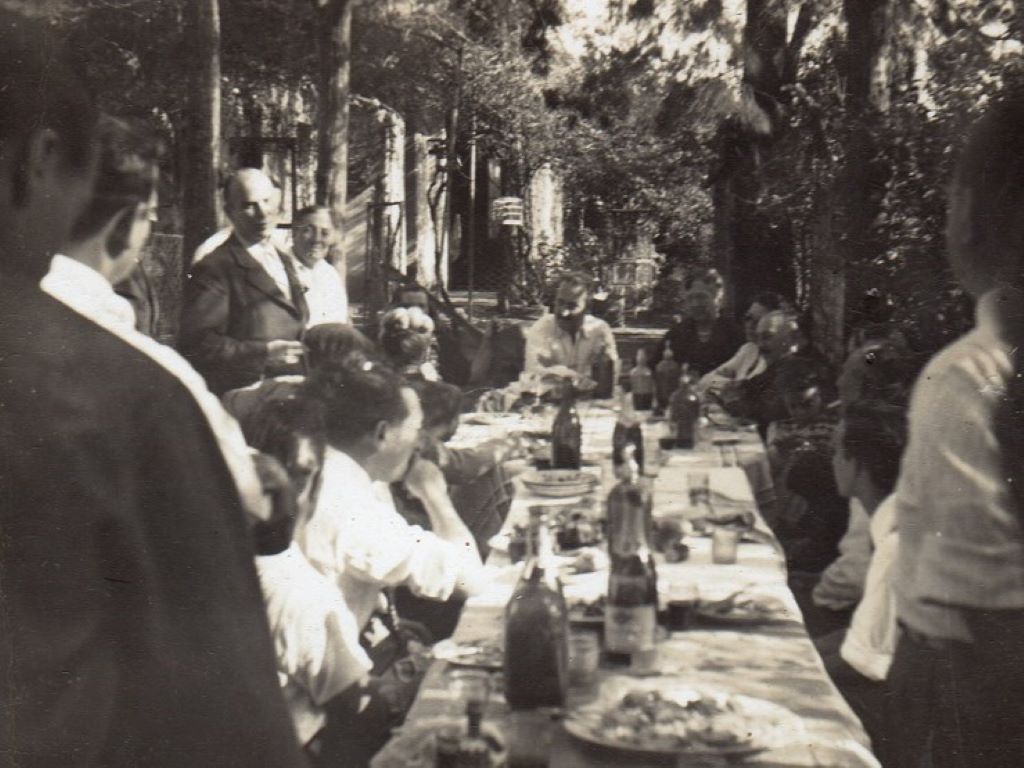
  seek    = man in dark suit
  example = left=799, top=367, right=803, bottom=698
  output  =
left=0, top=12, right=306, bottom=766
left=181, top=168, right=308, bottom=394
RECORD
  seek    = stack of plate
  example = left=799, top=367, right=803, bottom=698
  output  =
left=521, top=469, right=599, bottom=498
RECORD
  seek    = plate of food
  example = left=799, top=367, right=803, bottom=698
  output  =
left=521, top=469, right=599, bottom=498
left=695, top=594, right=790, bottom=626
left=564, top=681, right=801, bottom=758
left=432, top=639, right=504, bottom=669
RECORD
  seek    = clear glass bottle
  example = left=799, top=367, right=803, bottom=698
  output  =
left=612, top=386, right=645, bottom=478
left=605, top=446, right=659, bottom=664
left=629, top=349, right=654, bottom=411
left=654, top=345, right=681, bottom=415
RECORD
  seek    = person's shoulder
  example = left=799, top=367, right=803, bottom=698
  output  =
left=526, top=313, right=555, bottom=335
left=191, top=237, right=242, bottom=276
left=583, top=314, right=613, bottom=333
left=914, top=328, right=1011, bottom=408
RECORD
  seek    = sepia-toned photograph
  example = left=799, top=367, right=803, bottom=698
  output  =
left=2, top=1, right=1022, bottom=766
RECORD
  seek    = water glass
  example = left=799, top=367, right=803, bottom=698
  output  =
left=711, top=526, right=740, bottom=564
left=568, top=629, right=600, bottom=686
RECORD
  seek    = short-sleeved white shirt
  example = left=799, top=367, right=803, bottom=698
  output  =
left=524, top=313, right=618, bottom=376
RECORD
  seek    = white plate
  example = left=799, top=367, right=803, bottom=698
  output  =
left=564, top=680, right=802, bottom=758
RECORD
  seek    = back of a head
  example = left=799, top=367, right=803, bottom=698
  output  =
left=306, top=352, right=409, bottom=446
left=379, top=307, right=434, bottom=368
left=842, top=399, right=908, bottom=498
left=246, top=393, right=326, bottom=466
left=409, top=379, right=462, bottom=430
left=69, top=116, right=160, bottom=251
left=303, top=323, right=375, bottom=373
left=0, top=9, right=98, bottom=274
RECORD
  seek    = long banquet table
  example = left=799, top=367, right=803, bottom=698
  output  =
left=373, top=402, right=879, bottom=768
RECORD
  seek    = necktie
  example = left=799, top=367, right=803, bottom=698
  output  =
left=278, top=250, right=310, bottom=325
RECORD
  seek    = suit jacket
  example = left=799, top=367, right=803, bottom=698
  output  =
left=0, top=277, right=305, bottom=767
left=181, top=237, right=306, bottom=394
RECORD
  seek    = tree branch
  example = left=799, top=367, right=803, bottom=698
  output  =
left=783, top=3, right=815, bottom=86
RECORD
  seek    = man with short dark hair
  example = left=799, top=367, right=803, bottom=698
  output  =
left=0, top=12, right=305, bottom=765
left=181, top=168, right=308, bottom=394
left=524, top=271, right=618, bottom=377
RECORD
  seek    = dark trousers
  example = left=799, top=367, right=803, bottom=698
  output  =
left=888, top=626, right=1024, bottom=768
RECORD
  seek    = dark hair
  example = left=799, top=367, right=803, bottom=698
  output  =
left=856, top=340, right=919, bottom=407
left=0, top=11, right=97, bottom=178
left=306, top=352, right=410, bottom=445
left=685, top=268, right=725, bottom=294
left=293, top=204, right=332, bottom=224
left=69, top=116, right=161, bottom=250
left=246, top=394, right=326, bottom=466
left=409, top=379, right=462, bottom=430
left=303, top=323, right=375, bottom=373
left=391, top=283, right=429, bottom=307
left=750, top=291, right=784, bottom=312
left=554, top=271, right=592, bottom=296
left=774, top=354, right=837, bottom=403
left=842, top=400, right=908, bottom=497
left=953, top=93, right=1024, bottom=514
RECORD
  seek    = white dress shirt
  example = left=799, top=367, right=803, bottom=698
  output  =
left=841, top=494, right=898, bottom=681
left=894, top=290, right=1024, bottom=642
left=247, top=240, right=293, bottom=299
left=296, top=447, right=482, bottom=629
left=812, top=498, right=872, bottom=610
left=699, top=341, right=765, bottom=388
left=523, top=313, right=618, bottom=376
left=41, top=255, right=268, bottom=520
left=296, top=259, right=348, bottom=326
left=256, top=542, right=372, bottom=746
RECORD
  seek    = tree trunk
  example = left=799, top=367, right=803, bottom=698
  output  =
left=712, top=1, right=812, bottom=314
left=810, top=0, right=894, bottom=362
left=181, top=0, right=221, bottom=274
left=313, top=0, right=353, bottom=256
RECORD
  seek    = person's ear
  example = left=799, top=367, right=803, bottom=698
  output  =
left=373, top=419, right=390, bottom=447
left=102, top=205, right=136, bottom=260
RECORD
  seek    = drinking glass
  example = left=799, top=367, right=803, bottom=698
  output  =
left=711, top=526, right=740, bottom=564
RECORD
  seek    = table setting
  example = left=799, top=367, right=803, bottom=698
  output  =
left=372, top=387, right=878, bottom=768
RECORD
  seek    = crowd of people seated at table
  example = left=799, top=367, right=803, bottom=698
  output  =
left=5, top=9, right=1024, bottom=767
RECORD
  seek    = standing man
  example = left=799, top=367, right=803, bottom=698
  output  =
left=524, top=271, right=619, bottom=378
left=181, top=168, right=307, bottom=394
left=292, top=204, right=348, bottom=326
left=0, top=12, right=305, bottom=766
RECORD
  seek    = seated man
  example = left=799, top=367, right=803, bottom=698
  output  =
left=297, top=354, right=485, bottom=633
left=815, top=400, right=907, bottom=762
left=524, top=271, right=619, bottom=379
left=292, top=205, right=349, bottom=326
left=653, top=282, right=741, bottom=375
left=181, top=168, right=307, bottom=394
left=699, top=291, right=784, bottom=391
left=248, top=395, right=374, bottom=761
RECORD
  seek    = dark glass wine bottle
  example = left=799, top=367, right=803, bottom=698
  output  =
left=612, top=387, right=644, bottom=478
left=591, top=349, right=616, bottom=399
left=669, top=364, right=701, bottom=449
left=504, top=514, right=569, bottom=709
left=551, top=382, right=582, bottom=469
left=605, top=447, right=658, bottom=665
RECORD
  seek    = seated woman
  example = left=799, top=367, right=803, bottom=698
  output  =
left=378, top=306, right=440, bottom=382
left=246, top=394, right=376, bottom=765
